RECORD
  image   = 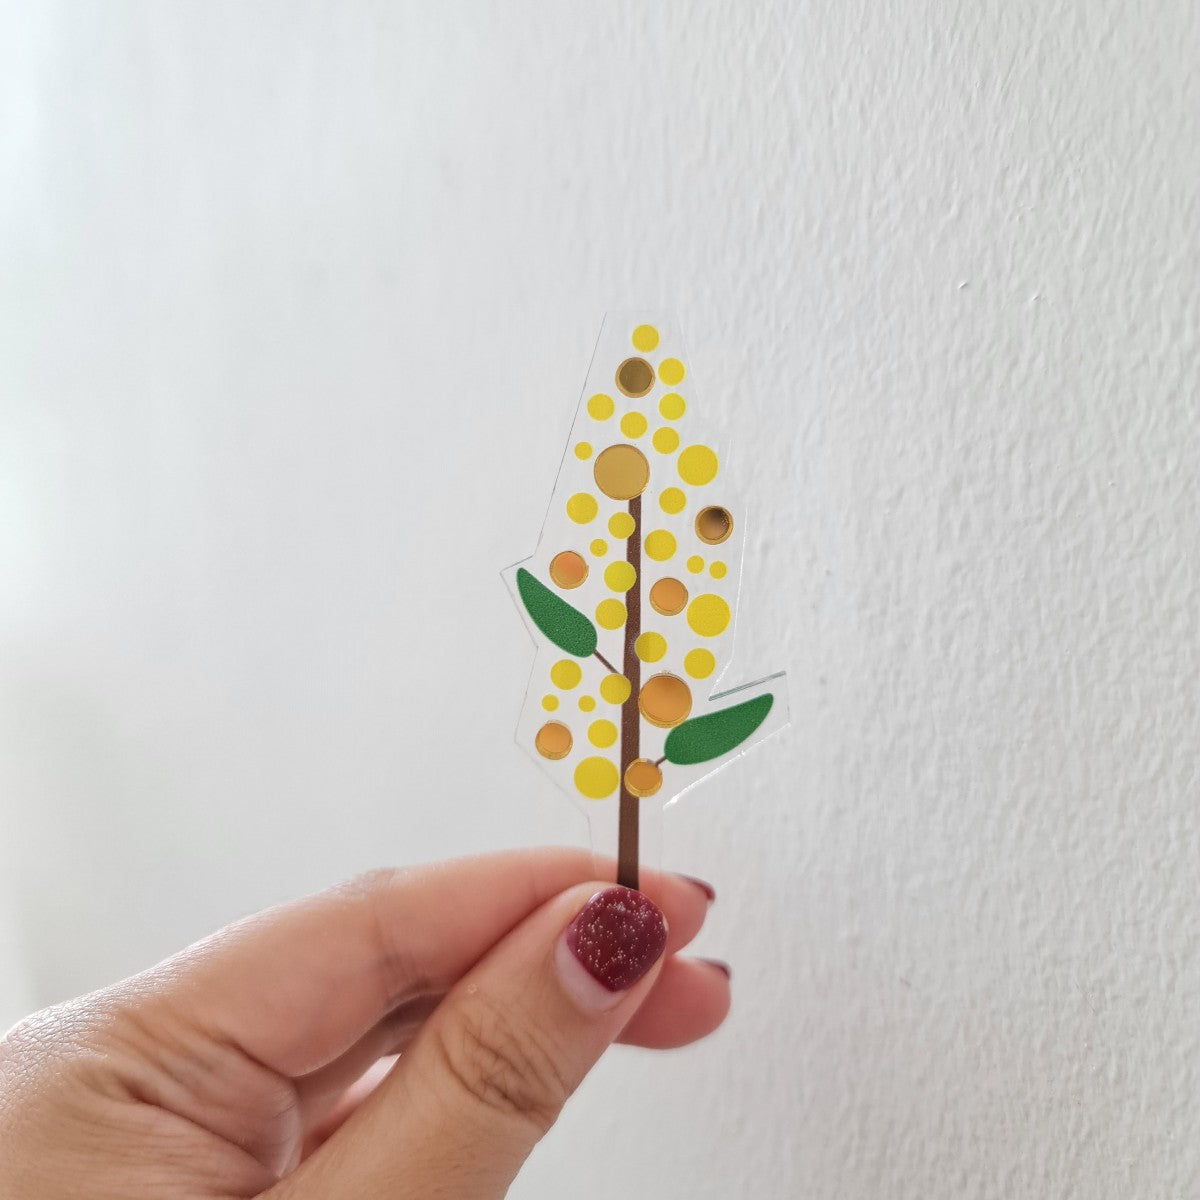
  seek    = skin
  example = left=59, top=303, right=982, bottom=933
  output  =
left=0, top=848, right=729, bottom=1198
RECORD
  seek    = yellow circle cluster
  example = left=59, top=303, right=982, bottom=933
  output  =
left=635, top=632, right=667, bottom=662
left=550, top=659, right=582, bottom=689
left=620, top=412, right=648, bottom=439
left=574, top=756, right=618, bottom=800
left=604, top=561, right=636, bottom=593
left=687, top=593, right=731, bottom=637
left=659, top=487, right=686, bottom=515
left=599, top=674, right=632, bottom=705
left=567, top=492, right=598, bottom=523
left=588, top=393, right=614, bottom=420
left=684, top=648, right=716, bottom=679
left=677, top=444, right=719, bottom=487
left=644, top=529, right=677, bottom=562
left=632, top=324, right=659, bottom=352
left=595, top=598, right=627, bottom=630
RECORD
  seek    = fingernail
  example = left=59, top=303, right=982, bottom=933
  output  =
left=699, top=957, right=732, bottom=981
left=558, top=887, right=667, bottom=1007
left=679, top=874, right=716, bottom=904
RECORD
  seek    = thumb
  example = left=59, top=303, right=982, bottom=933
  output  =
left=273, top=883, right=667, bottom=1199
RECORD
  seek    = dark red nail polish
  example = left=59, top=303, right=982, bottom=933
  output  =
left=699, top=957, right=732, bottom=980
left=679, top=874, right=717, bottom=903
left=565, top=887, right=667, bottom=992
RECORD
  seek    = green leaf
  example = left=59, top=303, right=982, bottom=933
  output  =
left=663, top=694, right=774, bottom=766
left=516, top=568, right=598, bottom=658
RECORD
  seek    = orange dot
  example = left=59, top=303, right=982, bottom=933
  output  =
left=695, top=506, right=733, bottom=545
left=535, top=721, right=572, bottom=760
left=548, top=550, right=588, bottom=589
left=624, top=758, right=663, bottom=798
left=649, top=576, right=688, bottom=616
left=638, top=673, right=693, bottom=728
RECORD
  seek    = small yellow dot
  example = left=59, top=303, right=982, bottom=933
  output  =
left=658, top=358, right=686, bottom=386
left=567, top=492, right=598, bottom=524
left=684, top=648, right=716, bottom=679
left=588, top=719, right=618, bottom=748
left=659, top=393, right=686, bottom=420
left=620, top=411, right=648, bottom=439
left=687, top=555, right=704, bottom=574
left=709, top=561, right=727, bottom=579
left=608, top=511, right=635, bottom=539
left=574, top=441, right=593, bottom=460
left=604, top=561, right=637, bottom=593
left=587, top=393, right=614, bottom=420
left=595, top=598, right=627, bottom=630
left=599, top=674, right=632, bottom=705
left=687, top=593, right=731, bottom=637
left=652, top=427, right=680, bottom=454
left=542, top=694, right=559, bottom=711
left=677, top=444, right=719, bottom=487
left=574, top=756, right=619, bottom=800
left=659, top=487, right=686, bottom=515
left=550, top=659, right=582, bottom=689
left=644, top=529, right=677, bottom=562
left=578, top=695, right=596, bottom=712
left=590, top=538, right=608, bottom=556
left=635, top=632, right=667, bottom=662
left=632, top=324, right=659, bottom=352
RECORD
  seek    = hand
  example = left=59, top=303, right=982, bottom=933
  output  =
left=0, top=848, right=728, bottom=1198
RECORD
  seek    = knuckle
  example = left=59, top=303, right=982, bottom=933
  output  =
left=429, top=990, right=570, bottom=1133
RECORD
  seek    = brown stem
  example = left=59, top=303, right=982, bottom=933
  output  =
left=593, top=649, right=618, bottom=674
left=653, top=755, right=666, bottom=768
left=617, top=493, right=642, bottom=890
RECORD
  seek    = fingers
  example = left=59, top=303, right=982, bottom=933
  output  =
left=616, top=956, right=731, bottom=1049
left=270, top=884, right=674, bottom=1200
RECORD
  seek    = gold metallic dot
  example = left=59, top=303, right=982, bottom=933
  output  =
left=594, top=443, right=650, bottom=500
left=549, top=550, right=588, bottom=589
left=535, top=721, right=572, bottom=760
left=695, top=506, right=733, bottom=545
left=615, top=356, right=655, bottom=398
left=638, top=673, right=693, bottom=728
left=624, top=758, right=663, bottom=798
left=649, top=576, right=688, bottom=616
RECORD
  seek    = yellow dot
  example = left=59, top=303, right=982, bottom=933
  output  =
left=677, top=444, right=718, bottom=487
left=684, top=648, right=716, bottom=679
left=541, top=694, right=559, bottom=711
left=652, top=427, right=680, bottom=454
left=687, top=593, right=731, bottom=638
left=574, top=441, right=593, bottom=460
left=550, top=659, right=582, bottom=689
left=590, top=538, right=608, bottom=556
left=595, top=598, right=627, bottom=629
left=579, top=695, right=596, bottom=712
left=632, top=324, right=659, bottom=352
left=659, top=392, right=686, bottom=420
left=599, top=674, right=631, bottom=705
left=620, top=412, right=648, bottom=439
left=567, top=492, right=598, bottom=523
left=635, top=632, right=667, bottom=662
left=659, top=487, right=686, bottom=515
left=658, top=358, right=685, bottom=386
left=709, top=560, right=727, bottom=579
left=575, top=756, right=619, bottom=800
left=686, top=555, right=704, bottom=574
left=608, top=511, right=635, bottom=539
left=644, top=529, right=677, bottom=562
left=604, top=561, right=636, bottom=593
left=588, top=719, right=618, bottom=748
left=587, top=393, right=614, bottom=420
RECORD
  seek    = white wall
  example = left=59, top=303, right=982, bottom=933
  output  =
left=3, top=2, right=1198, bottom=1196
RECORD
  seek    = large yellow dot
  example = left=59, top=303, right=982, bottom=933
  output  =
left=684, top=648, right=716, bottom=679
left=588, top=719, right=618, bottom=748
left=567, top=492, right=598, bottom=523
left=542, top=694, right=559, bottom=711
left=595, top=598, right=627, bottom=629
left=588, top=393, right=614, bottom=420
left=549, top=550, right=588, bottom=589
left=659, top=487, right=686, bottom=515
left=594, top=443, right=650, bottom=500
left=578, top=695, right=596, bottom=712
left=550, top=659, right=582, bottom=689
left=635, top=632, right=667, bottom=662
left=604, top=561, right=637, bottom=593
left=678, top=444, right=718, bottom=487
left=659, top=392, right=686, bottom=420
left=687, top=593, right=731, bottom=638
left=620, top=412, right=648, bottom=439
left=652, top=427, right=680, bottom=454
left=658, top=358, right=686, bottom=386
left=608, top=511, right=635, bottom=539
left=574, top=756, right=619, bottom=800
left=599, top=674, right=632, bottom=705
left=632, top=324, right=659, bottom=352
left=644, top=529, right=677, bottom=562
left=574, top=441, right=593, bottom=460
left=686, top=555, right=704, bottom=574
left=590, top=538, right=608, bottom=557
left=638, top=673, right=693, bottom=728
left=535, top=722, right=572, bottom=760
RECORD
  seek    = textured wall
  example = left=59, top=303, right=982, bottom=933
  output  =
left=2, top=2, right=1198, bottom=1196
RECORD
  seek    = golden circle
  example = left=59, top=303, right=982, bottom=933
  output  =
left=574, top=756, right=619, bottom=800
left=587, top=393, right=614, bottom=420
left=659, top=392, right=686, bottom=420
left=635, top=632, right=667, bottom=662
left=578, top=695, right=596, bottom=712
left=652, top=427, right=680, bottom=454
left=638, top=673, right=693, bottom=728
left=678, top=444, right=718, bottom=487
left=593, top=443, right=650, bottom=500
left=549, top=550, right=588, bottom=589
left=590, top=538, right=608, bottom=556
left=695, top=506, right=733, bottom=545
left=574, top=441, right=593, bottom=460
left=541, top=694, right=559, bottom=711
left=624, top=758, right=663, bottom=798
left=535, top=721, right=572, bottom=760
left=632, top=324, right=659, bottom=352
left=659, top=487, right=686, bottom=515
left=608, top=511, right=635, bottom=539
left=599, top=673, right=631, bottom=705
left=595, top=598, right=627, bottom=629
left=604, top=561, right=636, bottom=593
left=684, top=648, right=716, bottom=679
left=620, top=411, right=648, bottom=439
left=567, top=492, right=598, bottom=523
left=686, top=555, right=704, bottom=574
left=709, top=560, right=727, bottom=579
left=658, top=358, right=685, bottom=385
left=616, top=356, right=655, bottom=398
left=644, top=529, right=676, bottom=562
left=687, top=593, right=731, bottom=638
left=649, top=576, right=688, bottom=616
left=550, top=659, right=582, bottom=689
left=588, top=719, right=618, bottom=748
